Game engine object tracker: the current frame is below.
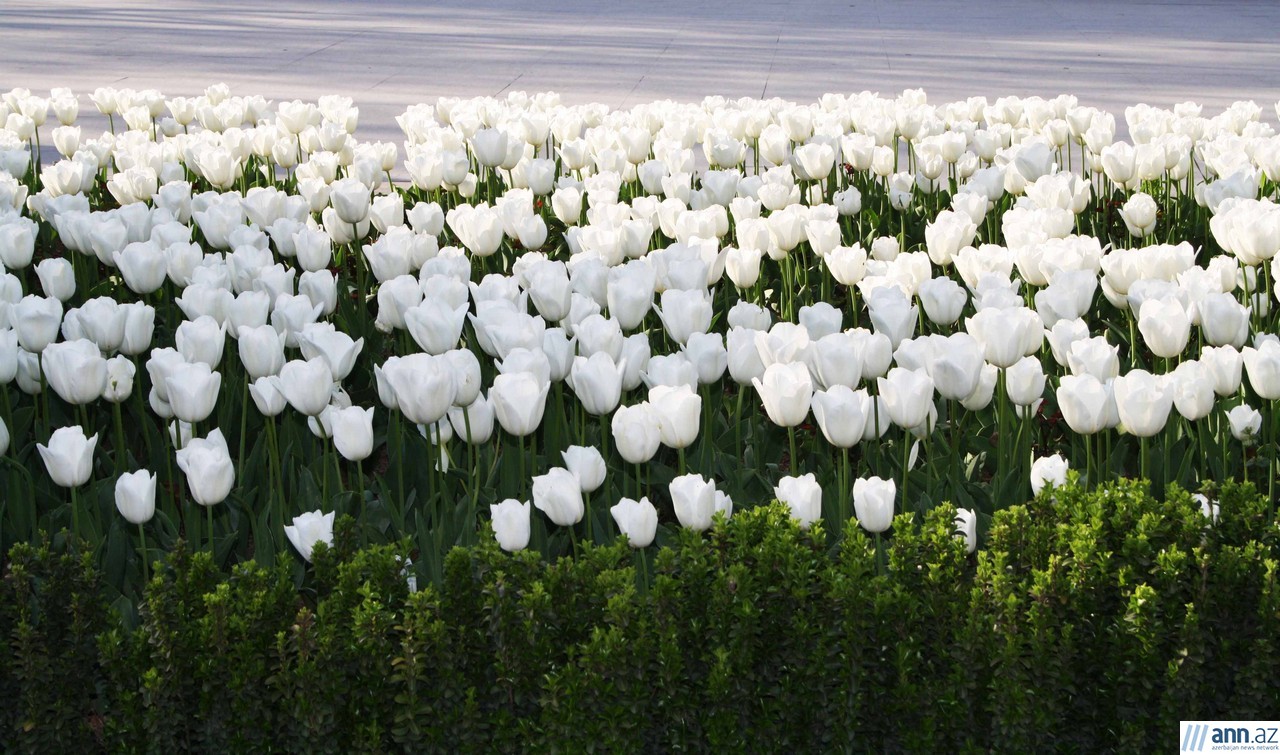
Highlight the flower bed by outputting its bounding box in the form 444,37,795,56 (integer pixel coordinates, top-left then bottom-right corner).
0,86,1279,604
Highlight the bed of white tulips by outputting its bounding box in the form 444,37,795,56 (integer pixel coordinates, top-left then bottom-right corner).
1,84,1279,592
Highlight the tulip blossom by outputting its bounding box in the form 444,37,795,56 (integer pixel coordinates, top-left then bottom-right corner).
775,474,822,530
853,476,895,533
176,429,235,506
490,499,531,551
532,467,584,526
610,497,659,548
38,425,97,488
284,510,335,562
1030,454,1069,496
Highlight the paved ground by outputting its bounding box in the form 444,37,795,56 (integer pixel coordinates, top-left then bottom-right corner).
3,0,1280,144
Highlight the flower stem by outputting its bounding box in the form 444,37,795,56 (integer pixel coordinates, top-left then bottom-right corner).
138,522,150,585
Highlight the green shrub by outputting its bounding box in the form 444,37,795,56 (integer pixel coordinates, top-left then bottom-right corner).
1,480,1277,752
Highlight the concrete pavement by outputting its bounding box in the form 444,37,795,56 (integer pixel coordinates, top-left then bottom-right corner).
3,0,1279,143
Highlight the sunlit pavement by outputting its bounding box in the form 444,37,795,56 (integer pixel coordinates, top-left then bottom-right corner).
5,0,1280,142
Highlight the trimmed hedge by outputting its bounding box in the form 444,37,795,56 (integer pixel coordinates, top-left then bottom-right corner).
2,479,1278,752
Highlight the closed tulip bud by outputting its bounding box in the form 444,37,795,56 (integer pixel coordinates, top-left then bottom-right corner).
449,395,495,444
329,177,371,224
1029,454,1068,496
724,246,762,289
293,227,333,272
966,306,1042,368
284,510,335,562
237,325,286,379
682,332,728,385
383,353,457,426
35,258,75,302
753,361,813,428
278,357,335,417
165,362,222,424
0,416,8,456
115,470,156,525
824,245,868,287
490,371,550,437
1138,298,1190,359
648,384,702,449
404,299,468,355
12,295,63,353
175,315,227,367
611,497,658,548
1242,340,1280,399
532,467,584,526
930,332,985,401
0,217,36,270
804,332,860,390
670,473,717,532
114,241,169,294
605,261,655,331
1227,404,1263,442
119,302,156,356
1005,355,1046,406
1118,192,1158,237
37,425,97,488
811,385,870,448
726,327,766,386
918,276,967,326
853,476,895,533
568,352,624,416
331,405,375,462
42,339,107,405
1056,374,1115,434
176,429,234,506
562,445,606,493
1199,292,1250,348
1113,369,1173,437
877,367,935,429
1200,345,1243,396
775,473,822,530
489,499,531,551
103,355,136,403
954,508,977,553
655,288,713,346
1171,360,1215,422
867,289,917,349
249,376,288,417
834,186,862,216
611,402,662,464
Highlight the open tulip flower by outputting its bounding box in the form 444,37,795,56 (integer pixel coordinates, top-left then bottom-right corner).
5,83,1280,590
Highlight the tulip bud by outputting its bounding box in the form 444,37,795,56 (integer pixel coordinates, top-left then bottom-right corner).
1029,454,1068,496
37,425,98,488
176,429,235,506
610,497,658,548
115,470,157,525
612,402,662,464
853,476,895,533
775,474,822,530
532,467,584,526
284,510,335,562
490,499,531,551
562,445,606,494
331,406,375,462
954,508,977,553
670,473,717,532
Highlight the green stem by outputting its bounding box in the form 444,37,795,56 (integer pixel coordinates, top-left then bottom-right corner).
70,486,80,546
138,522,150,586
